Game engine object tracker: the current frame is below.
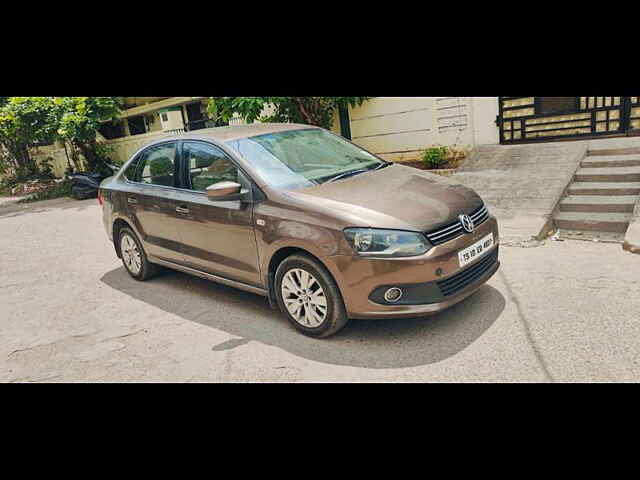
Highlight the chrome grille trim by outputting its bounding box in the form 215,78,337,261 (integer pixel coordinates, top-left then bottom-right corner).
425,203,490,245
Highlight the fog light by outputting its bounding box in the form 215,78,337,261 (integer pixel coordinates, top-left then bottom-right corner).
384,287,403,303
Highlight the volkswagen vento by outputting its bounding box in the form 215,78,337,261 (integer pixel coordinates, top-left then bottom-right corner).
99,123,500,338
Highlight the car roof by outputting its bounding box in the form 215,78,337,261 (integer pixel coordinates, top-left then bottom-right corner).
143,123,321,147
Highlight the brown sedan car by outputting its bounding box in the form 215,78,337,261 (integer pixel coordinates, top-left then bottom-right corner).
99,123,499,338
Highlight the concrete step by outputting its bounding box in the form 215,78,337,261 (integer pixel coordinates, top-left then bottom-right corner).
555,229,625,244
559,195,637,213
567,182,640,196
581,155,640,168
588,147,640,157
553,212,632,233
574,166,640,183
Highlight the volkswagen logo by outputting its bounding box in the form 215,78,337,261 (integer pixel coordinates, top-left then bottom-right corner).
459,214,475,233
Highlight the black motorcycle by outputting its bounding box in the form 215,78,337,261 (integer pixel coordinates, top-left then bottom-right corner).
69,164,119,200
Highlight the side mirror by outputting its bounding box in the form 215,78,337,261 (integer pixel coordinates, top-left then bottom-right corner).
206,181,247,202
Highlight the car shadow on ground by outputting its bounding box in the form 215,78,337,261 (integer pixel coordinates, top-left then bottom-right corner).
100,266,506,369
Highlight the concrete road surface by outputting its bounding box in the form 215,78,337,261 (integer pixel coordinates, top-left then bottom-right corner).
1,197,639,382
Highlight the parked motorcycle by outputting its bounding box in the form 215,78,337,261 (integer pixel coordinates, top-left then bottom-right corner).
69,164,119,200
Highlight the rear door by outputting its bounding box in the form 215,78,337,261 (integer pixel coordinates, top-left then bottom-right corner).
125,141,186,263
170,140,261,286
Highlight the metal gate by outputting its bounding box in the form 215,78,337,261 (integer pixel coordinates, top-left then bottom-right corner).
498,97,640,144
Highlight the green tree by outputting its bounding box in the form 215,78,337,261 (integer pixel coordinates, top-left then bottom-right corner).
208,97,369,130
0,97,58,177
53,97,123,174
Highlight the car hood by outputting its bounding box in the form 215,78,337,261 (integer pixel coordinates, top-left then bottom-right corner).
286,164,484,232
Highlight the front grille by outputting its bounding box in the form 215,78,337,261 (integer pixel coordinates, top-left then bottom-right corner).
425,203,490,245
437,249,498,297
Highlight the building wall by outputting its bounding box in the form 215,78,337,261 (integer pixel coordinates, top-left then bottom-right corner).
103,129,174,164
347,97,499,162
32,144,77,178
32,130,175,177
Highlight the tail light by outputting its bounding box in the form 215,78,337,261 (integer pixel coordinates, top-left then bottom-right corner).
98,189,104,206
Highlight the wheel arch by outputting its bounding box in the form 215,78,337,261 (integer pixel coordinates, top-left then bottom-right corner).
266,246,338,310
112,217,133,259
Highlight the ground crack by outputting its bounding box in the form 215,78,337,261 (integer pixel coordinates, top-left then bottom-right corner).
99,328,146,343
498,269,555,382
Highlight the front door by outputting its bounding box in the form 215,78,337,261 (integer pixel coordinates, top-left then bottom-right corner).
172,140,261,286
126,141,185,263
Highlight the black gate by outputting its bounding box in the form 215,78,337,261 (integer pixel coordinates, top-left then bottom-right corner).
498,97,640,144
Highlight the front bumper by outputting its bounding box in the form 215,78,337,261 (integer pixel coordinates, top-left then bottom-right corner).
324,216,500,319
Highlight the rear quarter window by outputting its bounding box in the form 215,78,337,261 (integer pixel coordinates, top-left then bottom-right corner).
123,155,141,182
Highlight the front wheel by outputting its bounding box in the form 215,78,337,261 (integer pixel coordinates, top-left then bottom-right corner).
275,254,349,338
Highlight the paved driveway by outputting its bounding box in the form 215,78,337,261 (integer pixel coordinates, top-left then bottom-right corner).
1,197,639,382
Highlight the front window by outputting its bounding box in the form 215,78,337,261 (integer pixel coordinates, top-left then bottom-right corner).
227,129,384,189
183,141,238,191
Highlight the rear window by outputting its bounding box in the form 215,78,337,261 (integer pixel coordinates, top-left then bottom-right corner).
139,144,177,187
123,143,177,187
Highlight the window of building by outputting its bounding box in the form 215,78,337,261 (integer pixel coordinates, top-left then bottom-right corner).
98,121,126,140
127,115,147,136
185,102,210,131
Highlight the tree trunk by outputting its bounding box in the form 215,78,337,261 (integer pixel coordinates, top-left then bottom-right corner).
295,98,315,125
74,140,100,172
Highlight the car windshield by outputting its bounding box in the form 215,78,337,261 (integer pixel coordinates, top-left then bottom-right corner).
226,128,384,189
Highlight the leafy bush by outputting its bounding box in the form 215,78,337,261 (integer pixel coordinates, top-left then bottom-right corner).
0,97,122,180
0,97,59,177
17,179,72,203
422,146,449,169
54,97,122,175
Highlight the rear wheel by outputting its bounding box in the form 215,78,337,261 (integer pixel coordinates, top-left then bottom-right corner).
275,254,349,338
119,227,160,281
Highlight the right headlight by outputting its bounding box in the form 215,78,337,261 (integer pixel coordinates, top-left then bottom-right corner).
344,228,432,257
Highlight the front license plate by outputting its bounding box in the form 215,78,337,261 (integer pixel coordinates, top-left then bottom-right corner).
458,233,494,268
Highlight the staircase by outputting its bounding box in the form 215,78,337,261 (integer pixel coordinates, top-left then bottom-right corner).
553,149,640,242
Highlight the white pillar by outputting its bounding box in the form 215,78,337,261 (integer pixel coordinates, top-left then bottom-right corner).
471,97,500,145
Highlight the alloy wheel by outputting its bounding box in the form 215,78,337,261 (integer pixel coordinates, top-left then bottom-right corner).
280,268,328,327
121,234,142,275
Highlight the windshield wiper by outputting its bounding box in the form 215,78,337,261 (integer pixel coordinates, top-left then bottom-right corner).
322,161,391,184
372,161,392,170
324,168,370,184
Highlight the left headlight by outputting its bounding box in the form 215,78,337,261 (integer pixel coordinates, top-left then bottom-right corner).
344,228,431,257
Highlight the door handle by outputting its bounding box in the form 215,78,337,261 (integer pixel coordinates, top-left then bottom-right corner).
127,197,138,204
176,206,190,214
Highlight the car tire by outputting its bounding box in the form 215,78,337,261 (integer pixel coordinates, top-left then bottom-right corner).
275,254,349,338
119,226,161,281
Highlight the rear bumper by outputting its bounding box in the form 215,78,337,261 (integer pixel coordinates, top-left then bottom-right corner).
323,216,500,320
